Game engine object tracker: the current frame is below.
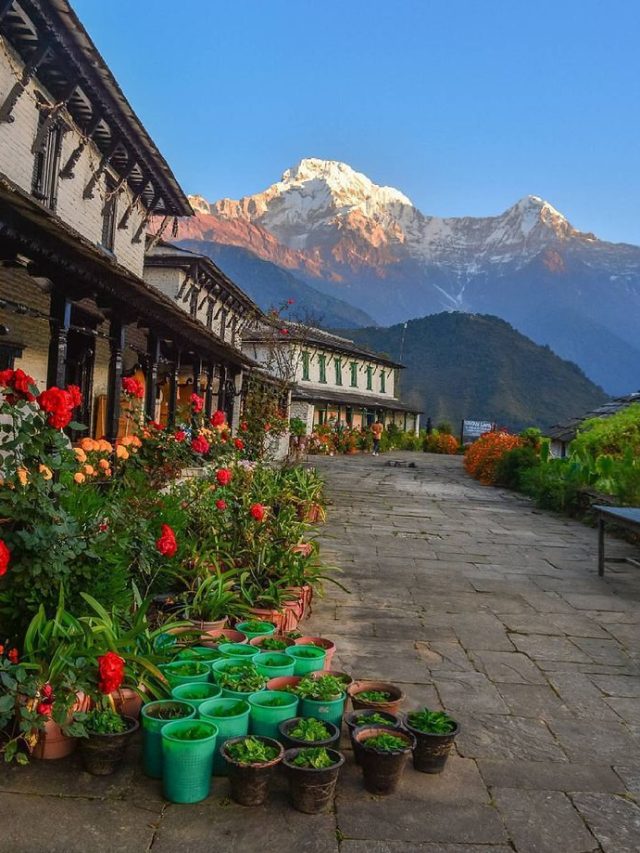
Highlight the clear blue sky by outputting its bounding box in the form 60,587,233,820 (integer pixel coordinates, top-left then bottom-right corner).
74,0,640,244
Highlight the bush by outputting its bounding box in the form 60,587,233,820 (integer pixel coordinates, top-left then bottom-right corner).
494,446,540,490
521,459,585,514
571,403,640,458
464,431,523,485
423,431,459,455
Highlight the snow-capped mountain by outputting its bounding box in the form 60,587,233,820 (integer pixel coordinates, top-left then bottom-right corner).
177,159,640,394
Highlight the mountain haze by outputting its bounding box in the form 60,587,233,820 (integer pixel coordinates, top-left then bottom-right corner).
180,159,640,394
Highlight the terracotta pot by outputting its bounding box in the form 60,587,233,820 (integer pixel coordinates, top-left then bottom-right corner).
249,635,295,650
281,601,302,633
300,584,313,618
203,628,248,645
348,681,405,715
312,669,353,689
188,617,227,633
111,686,144,720
248,608,285,632
294,637,336,670
32,692,90,760
265,675,302,692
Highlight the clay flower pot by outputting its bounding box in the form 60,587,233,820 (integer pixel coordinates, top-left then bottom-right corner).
111,686,144,720
313,669,353,689
32,692,90,760
265,675,301,692
353,725,416,795
204,628,248,645
282,748,345,814
188,617,227,633
348,681,405,715
294,636,336,669
249,635,295,651
79,716,139,776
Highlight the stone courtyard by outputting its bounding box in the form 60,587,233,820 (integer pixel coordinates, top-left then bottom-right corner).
1,452,640,852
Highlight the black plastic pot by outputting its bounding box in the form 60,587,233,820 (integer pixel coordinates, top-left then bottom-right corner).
344,710,403,766
222,736,284,806
403,717,460,773
353,725,415,795
279,717,341,750
282,748,345,814
79,716,139,776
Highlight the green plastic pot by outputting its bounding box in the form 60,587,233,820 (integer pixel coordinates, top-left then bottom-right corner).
218,643,259,662
236,621,277,641
299,693,347,728
141,700,196,779
171,682,222,710
160,661,210,687
199,698,251,775
161,719,218,803
176,646,223,663
285,645,327,676
248,691,299,739
253,653,296,679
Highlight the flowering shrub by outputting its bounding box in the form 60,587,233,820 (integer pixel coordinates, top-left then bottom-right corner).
423,431,460,455
464,431,523,484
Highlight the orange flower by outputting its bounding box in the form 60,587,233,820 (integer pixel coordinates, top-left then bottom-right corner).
98,459,110,471
116,445,129,460
80,437,97,452
83,464,96,476
17,467,28,486
38,464,53,481
97,439,113,453
73,472,86,484
74,447,87,463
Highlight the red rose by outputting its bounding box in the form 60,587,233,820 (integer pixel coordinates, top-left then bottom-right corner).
211,410,225,427
36,702,53,717
0,540,10,576
215,499,227,511
7,648,18,664
191,393,204,413
97,651,125,694
122,376,144,399
156,523,177,557
149,421,163,431
234,438,244,451
41,683,54,700
0,369,14,387
37,387,74,429
250,503,266,522
216,468,232,487
191,434,210,454
12,369,36,401
240,421,248,432
66,384,82,408
174,430,186,442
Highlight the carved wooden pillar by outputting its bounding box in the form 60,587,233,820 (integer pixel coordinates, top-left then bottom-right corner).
47,289,71,388
106,317,125,442
217,364,228,413
167,349,181,428
204,361,214,419
144,333,160,422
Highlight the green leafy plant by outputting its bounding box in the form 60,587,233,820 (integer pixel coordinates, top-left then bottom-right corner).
225,736,279,764
241,620,273,633
85,707,126,735
164,661,209,677
290,648,321,659
362,733,409,751
289,718,331,741
167,723,214,740
407,708,456,734
204,701,247,717
255,694,292,707
291,747,335,768
353,712,392,726
295,675,344,701
357,690,391,703
256,637,288,651
143,702,193,720
216,664,266,693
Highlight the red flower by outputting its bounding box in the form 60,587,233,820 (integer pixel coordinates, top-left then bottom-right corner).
264,422,271,432
41,683,54,700
215,499,227,511
250,503,266,522
0,540,10,576
240,421,248,432
221,430,230,443
191,393,204,413
279,328,289,336
12,369,36,401
7,648,18,664
156,523,177,557
234,438,244,451
0,369,14,387
122,376,144,399
216,468,232,487
149,421,164,431
97,651,125,694
174,430,186,442
66,384,83,408
211,410,225,427
191,434,210,454
37,387,75,429
36,702,53,717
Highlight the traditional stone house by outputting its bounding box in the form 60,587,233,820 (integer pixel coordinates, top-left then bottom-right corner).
546,391,640,458
0,0,252,436
243,323,421,435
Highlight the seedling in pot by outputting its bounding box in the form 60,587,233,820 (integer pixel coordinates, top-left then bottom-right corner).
85,708,126,735
258,637,288,651
353,712,391,726
363,733,409,751
295,675,344,701
289,718,332,742
165,662,208,677
204,700,248,717
242,620,273,633
144,702,193,720
168,723,215,741
291,747,336,769
256,694,293,707
292,648,321,659
357,690,391,703
226,736,280,765
407,708,456,734
217,665,266,693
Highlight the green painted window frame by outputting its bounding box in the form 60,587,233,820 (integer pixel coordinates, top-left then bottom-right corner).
318,354,327,384
334,357,342,386
380,370,386,393
366,366,373,390
350,361,358,387
301,350,310,381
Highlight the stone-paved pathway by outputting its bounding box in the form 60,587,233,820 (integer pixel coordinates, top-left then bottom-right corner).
1,453,640,852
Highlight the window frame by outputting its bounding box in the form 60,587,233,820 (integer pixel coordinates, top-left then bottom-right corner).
318,353,327,384
380,369,386,393
101,177,117,252
301,350,310,381
366,365,373,391
334,356,342,386
350,360,358,388
32,115,64,211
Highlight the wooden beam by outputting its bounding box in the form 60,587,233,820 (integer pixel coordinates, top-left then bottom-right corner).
0,0,16,26
47,288,71,388
105,316,125,443
83,138,119,199
0,39,50,123
60,113,103,179
144,332,160,421
167,349,180,428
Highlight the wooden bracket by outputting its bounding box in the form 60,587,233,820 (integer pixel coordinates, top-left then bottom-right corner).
0,39,51,123
60,113,102,179
83,139,119,199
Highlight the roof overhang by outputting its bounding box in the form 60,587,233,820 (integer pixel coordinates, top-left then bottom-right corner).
291,385,422,413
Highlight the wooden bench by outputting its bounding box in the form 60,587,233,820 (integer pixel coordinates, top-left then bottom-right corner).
593,505,640,576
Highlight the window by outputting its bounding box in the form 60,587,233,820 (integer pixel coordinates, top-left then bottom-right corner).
101,179,117,251
220,309,227,341
380,369,386,393
350,361,358,387
366,366,373,390
318,354,327,383
334,357,342,386
32,115,63,210
206,300,214,329
301,350,310,381
0,344,23,371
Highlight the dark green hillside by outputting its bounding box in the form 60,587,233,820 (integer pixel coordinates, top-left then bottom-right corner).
343,312,607,431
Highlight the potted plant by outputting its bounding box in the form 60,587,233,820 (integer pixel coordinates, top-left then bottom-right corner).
282,747,344,813
178,569,247,632
285,644,326,675
294,636,336,669
279,717,340,750
171,682,222,710
222,735,284,806
235,620,277,641
247,690,299,739
266,675,302,692
160,660,210,688
204,628,248,645
312,669,353,689
78,706,139,776
218,643,259,663
403,707,460,773
211,661,267,698
253,652,296,679
176,646,223,664
348,680,405,715
294,674,346,727
345,709,404,764
249,635,295,651
161,719,218,803
141,700,196,778
352,726,416,795
199,697,250,775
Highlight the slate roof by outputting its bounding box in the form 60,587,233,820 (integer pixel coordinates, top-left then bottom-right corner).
545,391,640,443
